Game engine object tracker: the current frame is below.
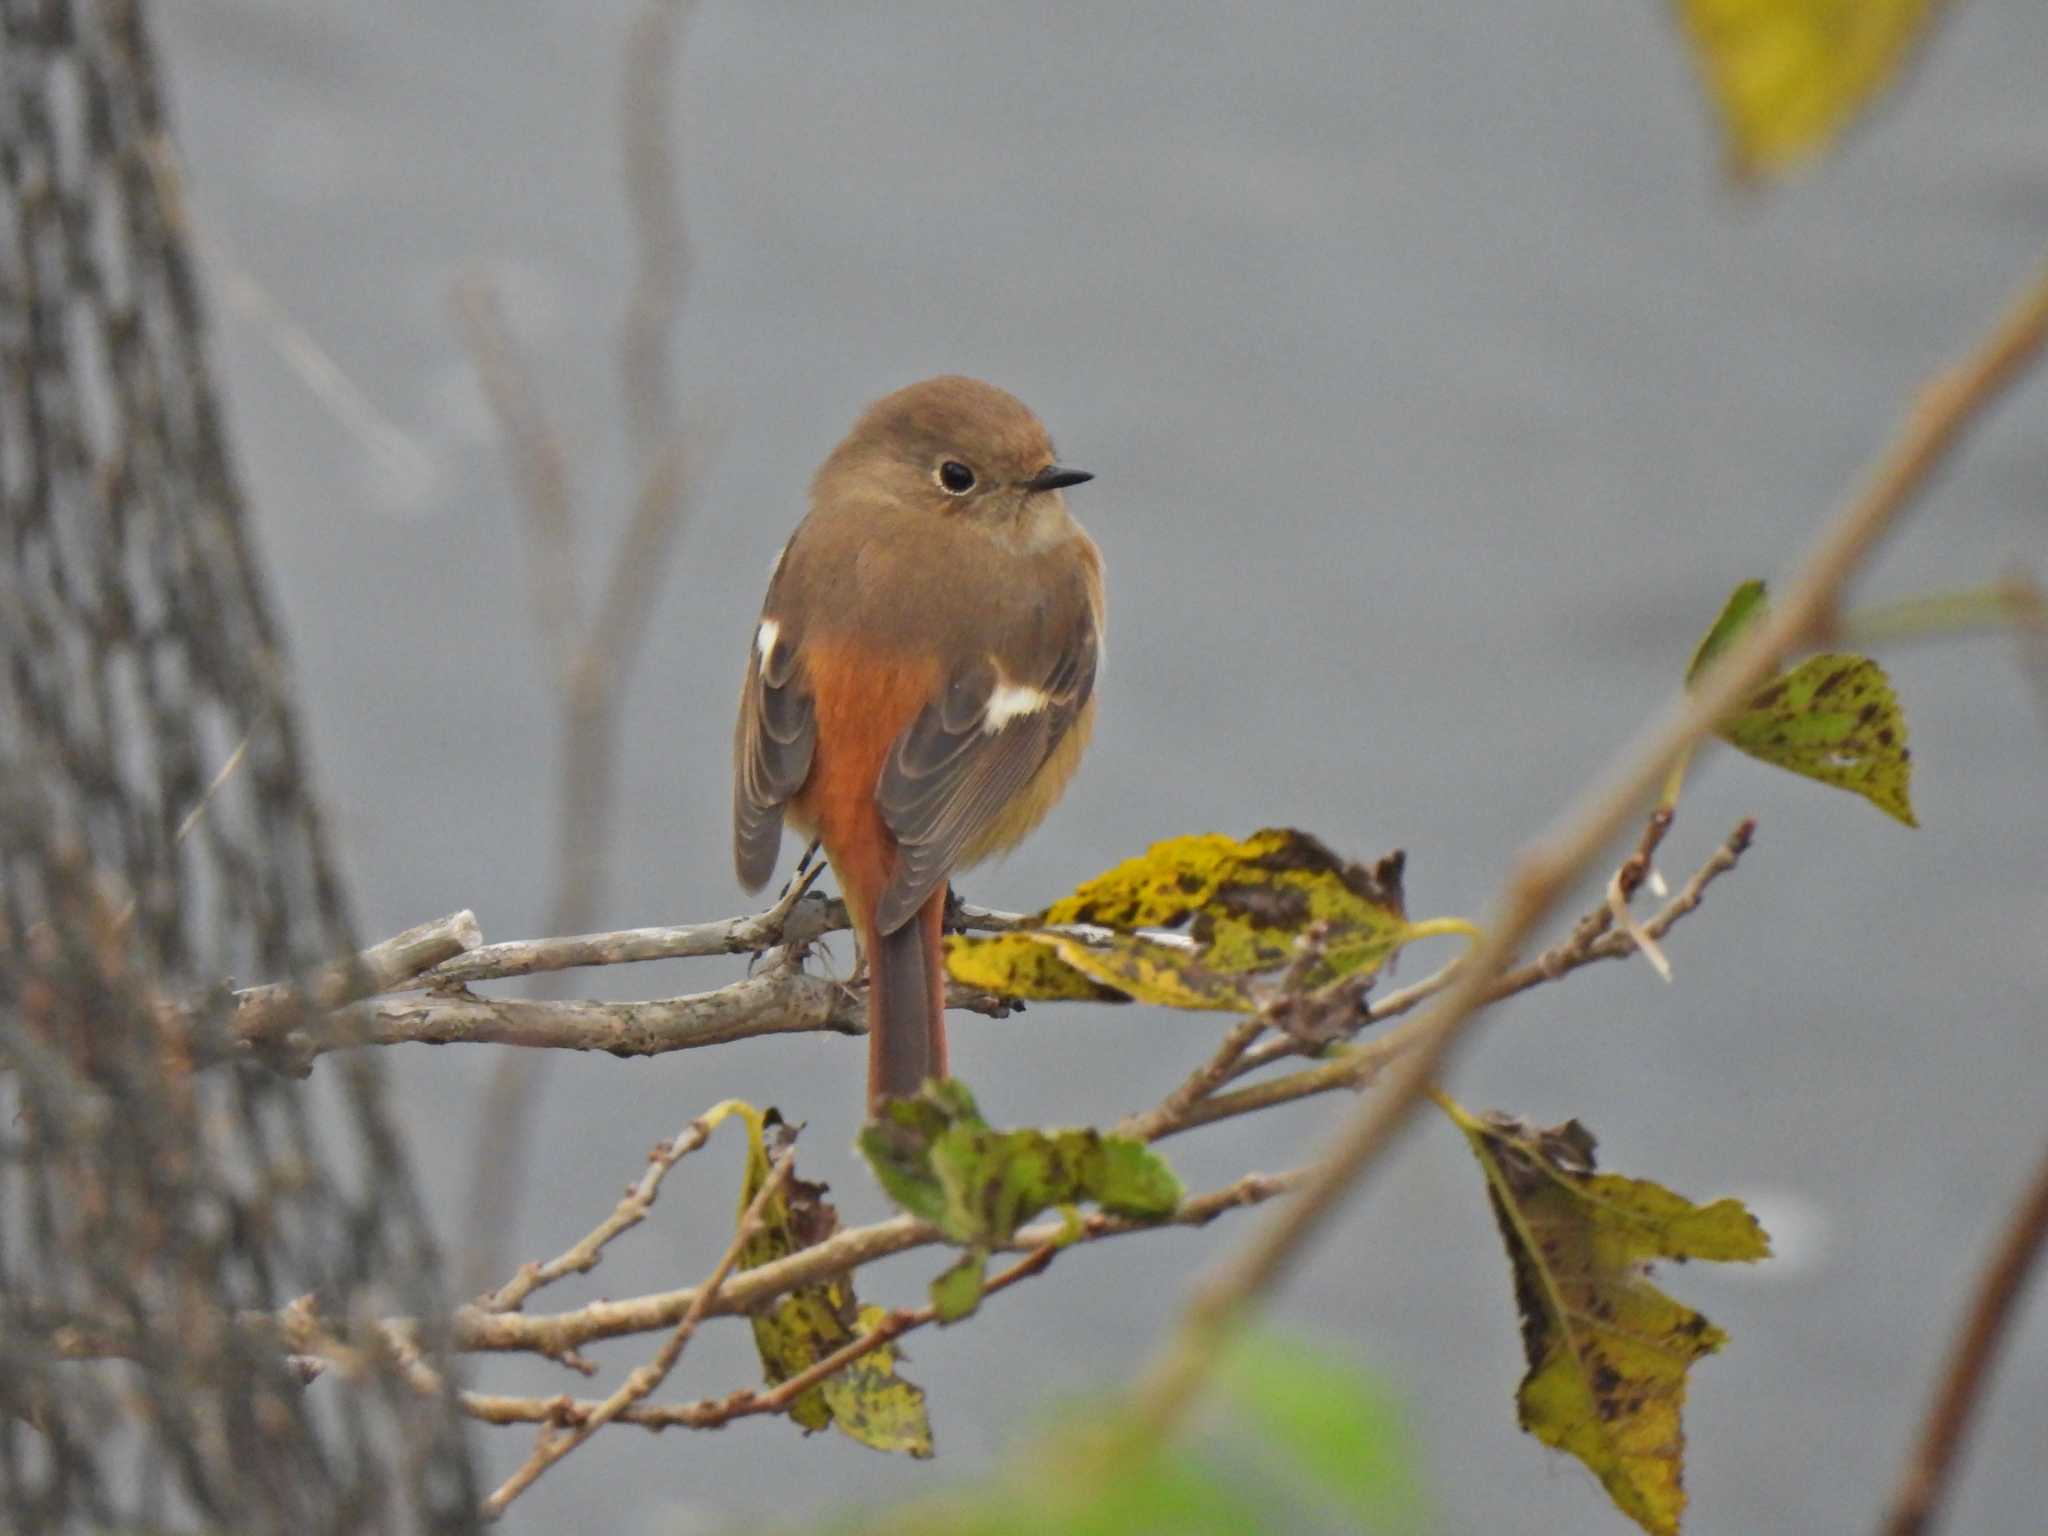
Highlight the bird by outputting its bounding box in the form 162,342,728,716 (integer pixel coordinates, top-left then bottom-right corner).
733,376,1103,1115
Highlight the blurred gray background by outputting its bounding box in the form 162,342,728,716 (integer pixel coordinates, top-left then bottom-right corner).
154,2,2046,1531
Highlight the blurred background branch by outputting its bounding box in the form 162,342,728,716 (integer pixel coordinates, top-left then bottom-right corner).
452,0,702,1300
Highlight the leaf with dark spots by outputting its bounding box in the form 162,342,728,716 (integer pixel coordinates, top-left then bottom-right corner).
711,1099,931,1457
1717,653,1916,826
1686,582,1917,826
942,931,1130,1004
946,830,1464,1013
1437,1095,1770,1536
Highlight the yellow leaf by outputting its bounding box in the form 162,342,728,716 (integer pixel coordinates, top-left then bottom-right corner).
1040,932,1256,1012
728,1101,933,1457
1672,0,1954,181
819,1307,933,1455
1439,1097,1770,1536
947,830,1463,1013
942,931,1129,1003
1718,653,1916,826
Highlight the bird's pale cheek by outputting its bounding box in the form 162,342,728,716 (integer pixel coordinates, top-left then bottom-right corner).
1001,494,1073,553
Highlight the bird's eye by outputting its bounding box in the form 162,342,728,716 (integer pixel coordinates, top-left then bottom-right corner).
936,460,976,494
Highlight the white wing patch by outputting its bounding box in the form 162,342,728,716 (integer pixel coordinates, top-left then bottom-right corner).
983,678,1050,732
755,618,781,664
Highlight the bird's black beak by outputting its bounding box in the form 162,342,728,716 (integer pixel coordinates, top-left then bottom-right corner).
1022,465,1093,493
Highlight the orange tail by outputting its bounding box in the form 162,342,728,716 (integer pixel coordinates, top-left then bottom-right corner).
865,886,949,1114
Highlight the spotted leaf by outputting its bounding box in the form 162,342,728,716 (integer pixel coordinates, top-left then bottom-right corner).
1439,1096,1770,1536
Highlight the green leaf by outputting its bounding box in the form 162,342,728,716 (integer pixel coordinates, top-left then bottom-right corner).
719,1100,933,1456
929,1257,987,1324
1092,1137,1186,1218
859,1081,1183,1318
1039,1449,1272,1536
867,1433,1269,1536
1684,581,1917,826
948,830,1464,1013
1719,653,1917,825
1439,1096,1770,1536
1685,579,1769,685
1223,1331,1428,1531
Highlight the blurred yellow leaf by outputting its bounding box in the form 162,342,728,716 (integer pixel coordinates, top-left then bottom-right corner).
721,1100,932,1457
948,830,1469,1013
1673,0,1953,180
1439,1096,1770,1536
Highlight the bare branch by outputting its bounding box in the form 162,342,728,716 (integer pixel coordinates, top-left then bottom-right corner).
450,277,579,680
475,1110,726,1315
1878,1131,2048,1536
220,884,1026,1067
616,0,693,465
580,423,706,706
458,10,706,1283
335,965,863,1058
479,1147,797,1519
232,909,481,1043
410,883,839,990
1128,1015,1268,1141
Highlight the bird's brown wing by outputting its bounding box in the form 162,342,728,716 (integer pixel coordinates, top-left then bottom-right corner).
733,618,816,892
872,617,1098,935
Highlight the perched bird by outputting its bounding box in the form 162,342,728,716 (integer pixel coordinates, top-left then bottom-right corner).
734,376,1103,1114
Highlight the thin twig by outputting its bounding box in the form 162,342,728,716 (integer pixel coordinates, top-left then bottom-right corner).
1129,1015,1269,1140
1485,819,1752,1003
172,735,251,845
450,277,579,681
1878,1132,2048,1536
140,142,440,511
1995,569,2048,731
455,25,703,1285
479,1148,798,1520
617,0,693,466
475,1109,726,1315
579,421,705,707
1216,806,1686,1088
1122,252,2048,1442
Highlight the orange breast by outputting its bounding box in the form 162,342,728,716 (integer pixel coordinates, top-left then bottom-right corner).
789,642,940,926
